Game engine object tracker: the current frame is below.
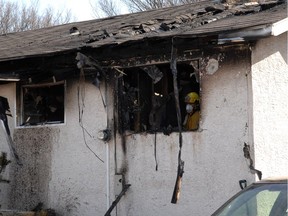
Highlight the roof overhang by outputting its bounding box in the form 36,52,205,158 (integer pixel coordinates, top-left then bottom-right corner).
218,17,288,44
0,78,20,82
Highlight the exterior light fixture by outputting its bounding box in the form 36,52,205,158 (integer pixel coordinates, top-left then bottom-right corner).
97,129,111,142
206,58,219,75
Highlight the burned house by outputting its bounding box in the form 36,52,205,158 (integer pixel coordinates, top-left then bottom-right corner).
0,1,287,215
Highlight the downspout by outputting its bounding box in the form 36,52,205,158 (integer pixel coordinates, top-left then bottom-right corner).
92,76,111,210
97,74,111,210
106,138,110,210
104,68,131,216
104,74,110,211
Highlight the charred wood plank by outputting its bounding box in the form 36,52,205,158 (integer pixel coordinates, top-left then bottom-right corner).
104,184,131,216
170,41,184,204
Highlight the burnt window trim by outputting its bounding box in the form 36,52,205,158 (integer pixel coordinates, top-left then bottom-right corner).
117,60,200,134
17,80,66,127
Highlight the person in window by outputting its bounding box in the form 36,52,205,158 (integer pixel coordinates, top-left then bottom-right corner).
183,92,200,131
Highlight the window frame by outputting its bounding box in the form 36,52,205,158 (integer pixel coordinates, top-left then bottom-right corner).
17,80,66,127
117,60,200,134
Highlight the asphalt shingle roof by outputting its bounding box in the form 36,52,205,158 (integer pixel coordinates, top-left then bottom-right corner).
0,1,286,62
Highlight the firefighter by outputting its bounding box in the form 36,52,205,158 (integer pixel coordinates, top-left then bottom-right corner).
183,92,200,130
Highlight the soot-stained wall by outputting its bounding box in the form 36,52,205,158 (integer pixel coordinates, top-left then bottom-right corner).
9,127,59,210
115,46,255,216
1,43,281,216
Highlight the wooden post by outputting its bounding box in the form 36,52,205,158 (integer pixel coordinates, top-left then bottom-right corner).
170,41,184,204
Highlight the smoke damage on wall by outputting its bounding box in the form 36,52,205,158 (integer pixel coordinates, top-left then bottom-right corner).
9,127,59,210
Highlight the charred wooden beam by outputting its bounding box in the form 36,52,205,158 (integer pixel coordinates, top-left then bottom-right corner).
100,49,203,68
104,184,131,216
0,36,248,81
170,41,184,204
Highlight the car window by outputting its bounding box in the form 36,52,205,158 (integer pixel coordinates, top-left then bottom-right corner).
213,183,287,216
257,189,280,216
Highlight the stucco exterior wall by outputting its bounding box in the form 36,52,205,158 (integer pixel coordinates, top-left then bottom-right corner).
46,80,109,215
1,80,109,215
251,32,288,178
116,48,254,216
0,47,256,215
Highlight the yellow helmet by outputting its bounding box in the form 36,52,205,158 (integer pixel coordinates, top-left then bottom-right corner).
185,92,199,104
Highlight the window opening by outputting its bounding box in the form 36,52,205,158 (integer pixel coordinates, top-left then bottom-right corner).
118,61,200,133
20,81,65,126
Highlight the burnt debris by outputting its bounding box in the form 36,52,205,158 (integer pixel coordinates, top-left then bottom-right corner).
118,61,200,134
243,143,262,180
0,96,22,165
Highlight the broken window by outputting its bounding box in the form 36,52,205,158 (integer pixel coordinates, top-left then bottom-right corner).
118,61,200,133
19,81,65,126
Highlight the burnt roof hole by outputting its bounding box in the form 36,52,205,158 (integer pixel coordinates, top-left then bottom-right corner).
160,23,170,31
205,6,224,14
70,26,80,35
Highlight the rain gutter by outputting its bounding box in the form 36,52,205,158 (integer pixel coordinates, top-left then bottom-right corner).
218,17,288,44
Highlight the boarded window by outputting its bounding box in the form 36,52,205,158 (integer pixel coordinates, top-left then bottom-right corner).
19,81,65,126
118,61,200,133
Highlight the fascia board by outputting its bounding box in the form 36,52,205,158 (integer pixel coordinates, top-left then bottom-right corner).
271,17,288,36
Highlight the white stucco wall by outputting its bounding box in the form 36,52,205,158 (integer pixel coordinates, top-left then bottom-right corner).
0,46,258,215
1,79,109,215
47,79,109,215
251,32,288,178
116,48,255,216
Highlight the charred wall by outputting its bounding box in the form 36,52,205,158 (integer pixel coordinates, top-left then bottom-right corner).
9,127,60,210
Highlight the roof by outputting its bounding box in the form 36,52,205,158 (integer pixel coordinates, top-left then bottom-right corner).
0,0,286,62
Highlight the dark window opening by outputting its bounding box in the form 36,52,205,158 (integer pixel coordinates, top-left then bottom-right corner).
20,82,65,126
118,61,200,133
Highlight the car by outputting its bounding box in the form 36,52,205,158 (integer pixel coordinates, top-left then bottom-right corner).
212,177,288,216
